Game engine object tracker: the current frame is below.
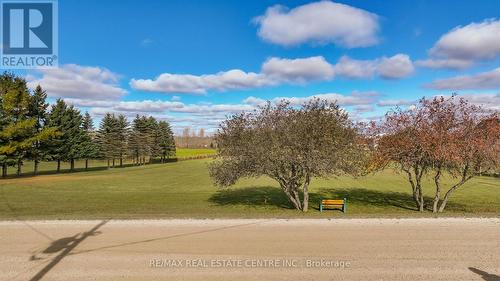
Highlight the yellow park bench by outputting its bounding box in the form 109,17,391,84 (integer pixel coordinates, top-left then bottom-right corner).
319,198,347,213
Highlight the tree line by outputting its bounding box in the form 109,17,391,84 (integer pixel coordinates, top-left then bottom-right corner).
175,127,215,148
0,73,175,177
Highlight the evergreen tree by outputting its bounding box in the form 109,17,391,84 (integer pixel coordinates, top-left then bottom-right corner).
128,115,154,165
0,74,57,177
65,106,86,171
46,99,66,172
116,115,129,167
98,113,120,168
128,115,142,165
81,112,100,170
28,85,50,175
147,116,160,163
157,120,176,162
46,99,85,172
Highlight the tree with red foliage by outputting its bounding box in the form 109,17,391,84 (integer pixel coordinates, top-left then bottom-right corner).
372,96,499,212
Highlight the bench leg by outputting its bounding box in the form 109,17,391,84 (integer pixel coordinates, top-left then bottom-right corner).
343,198,347,213
320,203,323,212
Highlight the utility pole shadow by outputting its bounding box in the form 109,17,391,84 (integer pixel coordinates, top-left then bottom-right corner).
29,220,108,281
469,267,500,281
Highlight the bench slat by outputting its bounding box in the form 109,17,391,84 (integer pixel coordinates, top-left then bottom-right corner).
321,200,344,204
322,203,344,206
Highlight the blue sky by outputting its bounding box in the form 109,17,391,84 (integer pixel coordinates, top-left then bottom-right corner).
17,0,500,132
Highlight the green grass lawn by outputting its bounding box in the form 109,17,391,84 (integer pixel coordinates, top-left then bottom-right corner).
0,159,499,219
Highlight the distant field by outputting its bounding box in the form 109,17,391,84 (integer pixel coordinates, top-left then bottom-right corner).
1,148,216,177
175,148,216,158
0,159,499,219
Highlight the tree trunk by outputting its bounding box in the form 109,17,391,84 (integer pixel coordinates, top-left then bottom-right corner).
415,168,425,212
120,157,123,167
438,164,473,213
419,189,424,212
34,159,39,176
70,159,75,171
279,182,302,211
292,188,302,211
438,176,472,213
405,168,424,212
57,159,61,173
85,159,88,170
107,159,110,169
1,164,6,178
112,159,115,168
16,159,22,176
432,169,442,213
302,175,310,212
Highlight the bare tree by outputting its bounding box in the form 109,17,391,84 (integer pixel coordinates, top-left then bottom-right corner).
182,127,191,148
198,128,205,138
209,99,366,212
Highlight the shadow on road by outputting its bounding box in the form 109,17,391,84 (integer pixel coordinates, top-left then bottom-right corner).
469,267,500,281
69,220,268,257
29,220,108,281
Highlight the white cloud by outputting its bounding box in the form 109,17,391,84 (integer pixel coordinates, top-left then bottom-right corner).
425,67,500,90
457,93,500,111
432,93,500,112
333,54,414,79
131,56,335,94
113,100,184,112
130,54,414,94
71,91,394,131
262,56,335,82
170,103,255,114
419,19,500,69
271,91,379,106
254,1,380,48
65,98,117,108
131,54,413,95
377,54,415,79
377,99,414,107
82,99,254,120
353,104,375,113
415,58,473,70
333,56,377,79
27,64,127,100
130,70,269,94
243,96,267,107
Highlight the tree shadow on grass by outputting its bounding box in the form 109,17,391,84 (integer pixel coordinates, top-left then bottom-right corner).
312,187,420,211
209,186,467,212
1,159,180,179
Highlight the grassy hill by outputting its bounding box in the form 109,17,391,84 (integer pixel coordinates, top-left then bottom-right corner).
0,159,499,219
